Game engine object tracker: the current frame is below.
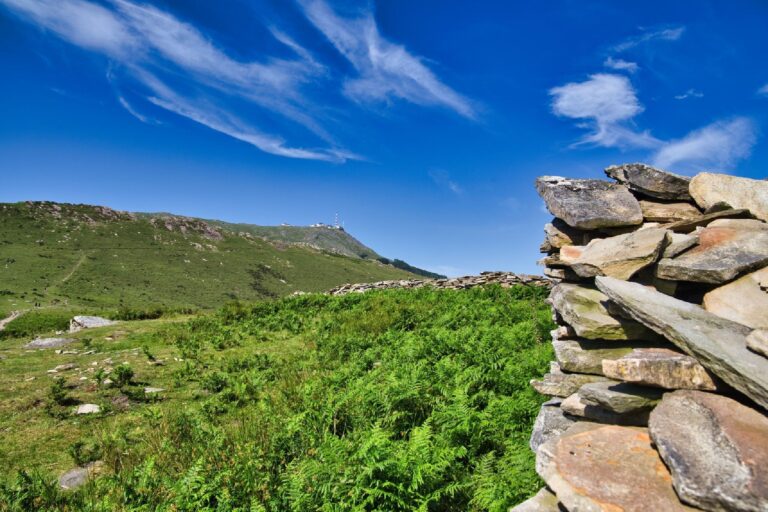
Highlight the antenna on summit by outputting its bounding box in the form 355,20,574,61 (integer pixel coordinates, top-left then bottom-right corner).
334,212,340,229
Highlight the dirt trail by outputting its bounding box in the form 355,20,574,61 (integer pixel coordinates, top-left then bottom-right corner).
0,310,22,332
61,252,86,283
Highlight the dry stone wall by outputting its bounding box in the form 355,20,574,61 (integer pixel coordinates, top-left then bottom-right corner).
327,271,551,295
513,163,768,512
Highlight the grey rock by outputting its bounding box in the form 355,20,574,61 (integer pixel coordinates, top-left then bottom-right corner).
549,283,658,340
568,227,669,280
70,315,116,333
143,387,165,394
529,398,576,452
703,267,768,329
595,276,768,410
690,172,768,222
48,363,77,373
58,461,104,490
24,337,75,349
541,218,588,251
531,363,610,398
535,176,643,229
561,391,650,426
605,163,692,200
650,390,768,511
639,199,701,222
537,423,697,511
662,232,698,258
578,380,663,414
665,208,753,233
657,222,768,283
602,347,718,390
747,330,768,359
552,337,643,375
75,404,101,415
509,487,565,512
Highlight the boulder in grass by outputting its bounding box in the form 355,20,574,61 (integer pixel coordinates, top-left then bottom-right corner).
690,172,768,222
650,390,768,512
24,337,75,349
602,347,718,390
605,163,692,200
535,176,642,229
703,266,768,329
59,461,104,490
75,404,101,415
69,316,116,333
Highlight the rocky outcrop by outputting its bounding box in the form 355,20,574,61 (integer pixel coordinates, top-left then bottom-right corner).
69,315,116,333
327,271,550,295
513,165,768,511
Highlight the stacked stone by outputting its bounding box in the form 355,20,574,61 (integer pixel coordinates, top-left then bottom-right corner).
513,164,768,512
327,271,551,295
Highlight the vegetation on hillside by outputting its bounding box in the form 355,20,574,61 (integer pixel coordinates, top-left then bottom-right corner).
0,285,553,511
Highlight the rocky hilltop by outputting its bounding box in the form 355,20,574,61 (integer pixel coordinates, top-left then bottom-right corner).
513,164,768,511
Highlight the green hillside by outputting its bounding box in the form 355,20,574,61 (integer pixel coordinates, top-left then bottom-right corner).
0,201,421,314
0,285,553,511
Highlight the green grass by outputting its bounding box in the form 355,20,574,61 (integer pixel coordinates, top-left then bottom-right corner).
0,285,553,511
0,201,418,315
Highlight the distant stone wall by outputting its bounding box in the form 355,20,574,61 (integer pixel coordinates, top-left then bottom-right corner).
512,164,768,511
327,271,551,295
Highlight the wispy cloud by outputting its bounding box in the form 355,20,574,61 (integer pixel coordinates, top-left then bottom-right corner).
758,83,768,96
674,88,704,100
652,117,757,172
428,169,463,195
299,0,476,119
613,26,685,53
549,73,660,149
603,57,639,73
117,95,156,124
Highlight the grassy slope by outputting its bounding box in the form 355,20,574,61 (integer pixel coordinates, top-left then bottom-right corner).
0,202,415,314
0,285,553,511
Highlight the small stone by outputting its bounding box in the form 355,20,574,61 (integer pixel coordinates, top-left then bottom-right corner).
747,330,768,358
537,423,696,511
549,283,658,340
605,163,692,200
75,404,101,415
602,348,718,390
567,227,669,280
703,266,768,329
595,276,768,410
535,176,643,229
657,222,768,283
578,381,663,414
51,363,77,373
24,337,75,349
560,392,649,426
143,387,164,394
529,398,576,453
690,172,768,222
509,487,565,512
639,199,701,222
59,461,104,490
649,390,768,511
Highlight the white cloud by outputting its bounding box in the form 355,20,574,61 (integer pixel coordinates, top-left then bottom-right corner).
674,88,703,100
117,95,154,124
603,57,639,73
613,26,685,53
428,169,463,195
758,83,768,96
299,0,476,119
549,73,660,149
652,117,757,172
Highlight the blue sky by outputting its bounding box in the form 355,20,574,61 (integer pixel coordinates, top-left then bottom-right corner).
1,0,767,276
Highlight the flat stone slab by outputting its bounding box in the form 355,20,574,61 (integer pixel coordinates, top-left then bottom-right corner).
530,398,576,453
58,461,104,490
662,232,698,258
541,218,588,251
75,404,101,415
70,315,116,333
596,276,768,410
531,369,610,398
605,163,692,200
568,227,668,280
640,199,701,222
747,330,768,359
650,390,768,511
144,387,165,394
536,176,643,229
657,222,768,283
703,266,768,329
602,347,718,390
550,283,658,340
665,208,753,233
538,423,697,511
552,337,641,375
578,380,663,414
561,391,650,426
24,337,75,349
509,487,565,512
690,172,768,222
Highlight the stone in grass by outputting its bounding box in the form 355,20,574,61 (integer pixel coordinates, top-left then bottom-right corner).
567,227,669,280
703,266,768,330
509,487,566,512
24,337,75,349
75,404,101,415
549,283,658,341
650,390,768,512
537,423,697,512
605,163,692,201
595,276,768,410
529,398,576,453
535,176,643,229
69,315,116,333
59,461,104,490
690,172,768,222
47,363,78,374
747,330,768,359
639,199,701,222
560,392,651,427
602,347,718,391
657,221,768,284
144,387,165,394
578,380,663,414
552,337,645,375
